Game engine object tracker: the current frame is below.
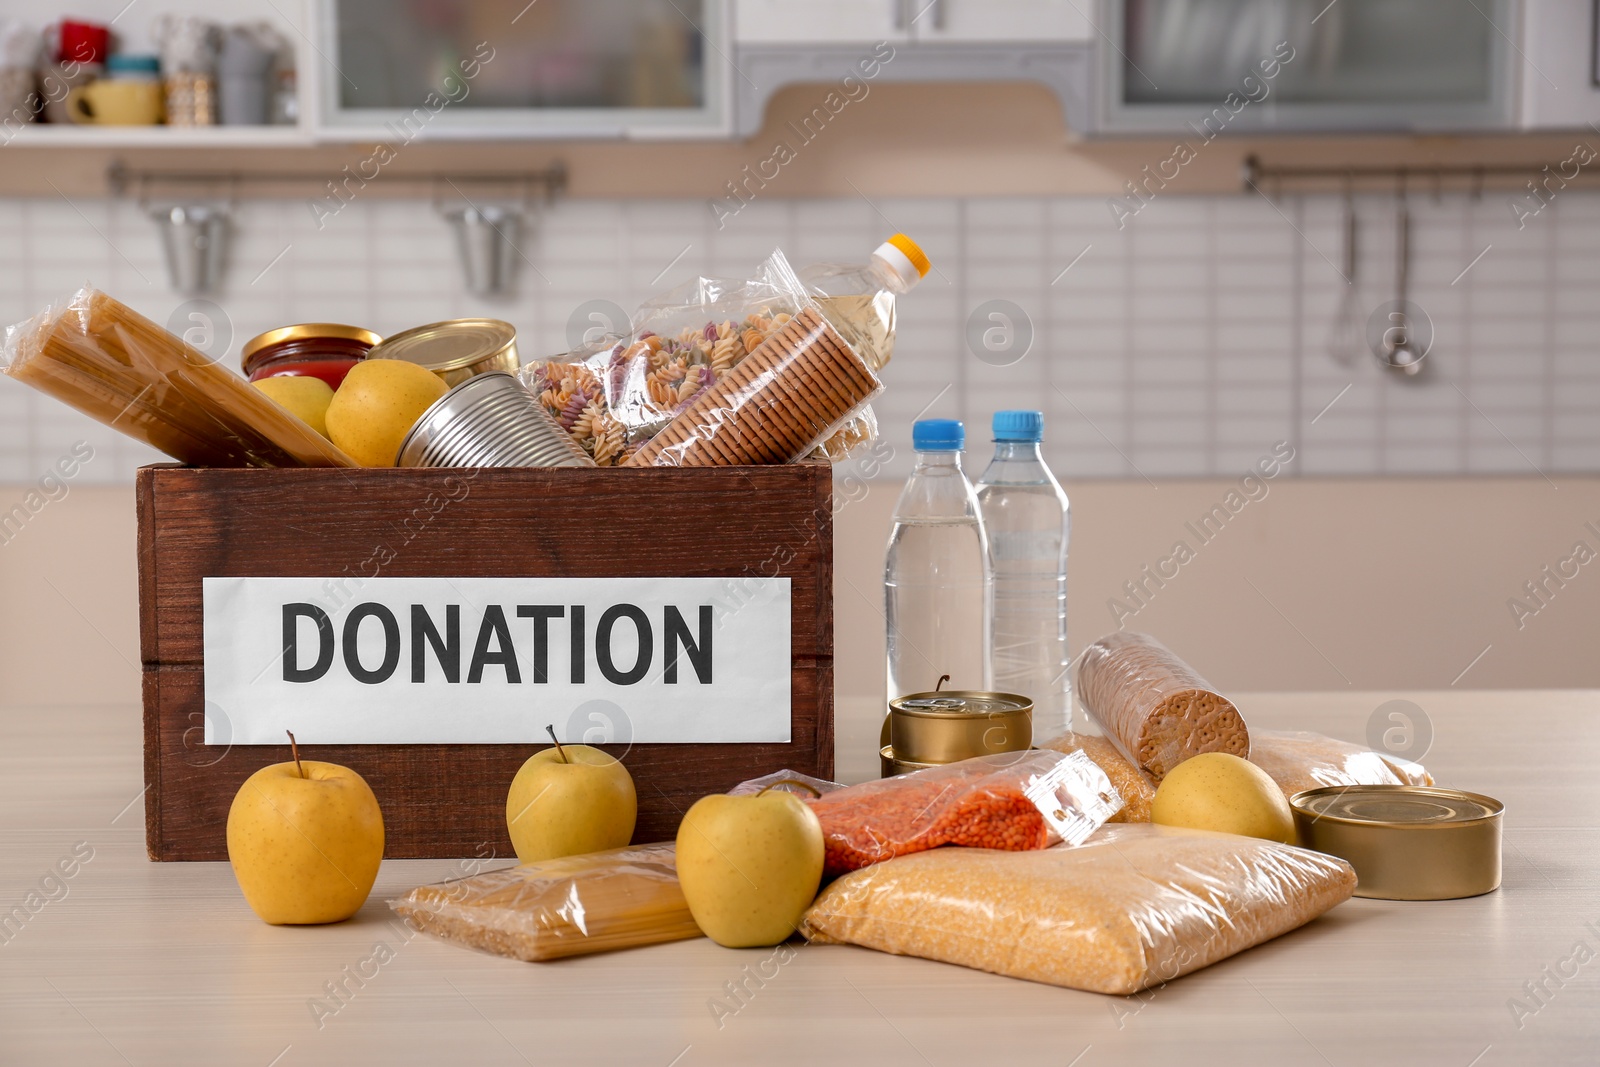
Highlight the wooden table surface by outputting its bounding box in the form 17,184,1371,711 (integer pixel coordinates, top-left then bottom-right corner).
2,691,1596,1066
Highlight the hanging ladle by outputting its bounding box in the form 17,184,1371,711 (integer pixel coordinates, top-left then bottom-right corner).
1382,186,1425,376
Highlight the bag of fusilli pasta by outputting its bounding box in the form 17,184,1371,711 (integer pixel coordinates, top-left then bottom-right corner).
522,250,881,466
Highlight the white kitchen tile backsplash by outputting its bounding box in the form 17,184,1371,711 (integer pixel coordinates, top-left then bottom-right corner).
0,190,1596,486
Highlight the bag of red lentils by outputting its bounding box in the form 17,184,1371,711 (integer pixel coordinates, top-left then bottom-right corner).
805,751,1123,876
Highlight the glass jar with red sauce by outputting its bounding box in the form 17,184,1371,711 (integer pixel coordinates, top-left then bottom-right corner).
241,324,382,390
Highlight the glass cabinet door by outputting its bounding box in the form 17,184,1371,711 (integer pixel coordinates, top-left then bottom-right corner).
1103,0,1515,131
318,0,728,137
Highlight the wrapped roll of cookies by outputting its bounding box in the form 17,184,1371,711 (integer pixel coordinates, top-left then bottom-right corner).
1075,632,1249,781
623,249,883,467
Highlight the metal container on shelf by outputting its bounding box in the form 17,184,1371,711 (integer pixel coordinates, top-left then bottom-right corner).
888,690,1033,765
367,318,519,387
1290,785,1503,900
396,371,595,469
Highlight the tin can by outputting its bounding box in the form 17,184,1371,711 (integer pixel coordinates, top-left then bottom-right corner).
1290,785,1503,900
241,323,381,389
880,745,942,779
888,691,1033,765
367,318,518,387
396,372,595,468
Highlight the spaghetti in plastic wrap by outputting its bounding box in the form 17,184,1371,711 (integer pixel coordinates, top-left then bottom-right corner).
1,287,356,468
1076,631,1250,780
800,823,1357,995
804,751,1122,876
388,843,701,962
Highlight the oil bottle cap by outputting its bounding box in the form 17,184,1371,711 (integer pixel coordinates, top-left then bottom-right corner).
875,234,931,289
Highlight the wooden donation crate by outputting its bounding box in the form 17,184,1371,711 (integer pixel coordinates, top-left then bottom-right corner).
137,461,834,861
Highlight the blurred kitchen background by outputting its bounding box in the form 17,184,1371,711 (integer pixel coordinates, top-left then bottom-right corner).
2,1,1597,751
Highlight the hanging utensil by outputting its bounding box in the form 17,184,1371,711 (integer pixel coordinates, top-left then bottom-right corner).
1326,179,1359,364
1382,186,1425,376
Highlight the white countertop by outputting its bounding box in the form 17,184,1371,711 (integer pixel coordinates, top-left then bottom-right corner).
2,691,1596,1066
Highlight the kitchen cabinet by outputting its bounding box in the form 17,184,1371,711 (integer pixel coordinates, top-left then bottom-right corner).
1518,0,1600,129
731,0,1092,136
733,0,912,44
734,0,1090,44
313,0,732,139
1091,0,1520,134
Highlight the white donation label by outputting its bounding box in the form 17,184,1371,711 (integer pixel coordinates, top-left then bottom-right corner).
202,576,791,745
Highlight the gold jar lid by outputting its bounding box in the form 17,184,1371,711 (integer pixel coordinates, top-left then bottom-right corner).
1290,786,1504,900
240,322,382,363
367,318,518,373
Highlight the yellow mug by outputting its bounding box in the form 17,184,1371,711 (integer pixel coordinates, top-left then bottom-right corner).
66,80,164,125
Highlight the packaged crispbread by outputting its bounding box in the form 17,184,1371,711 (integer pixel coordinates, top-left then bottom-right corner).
623,251,883,467
1076,631,1250,781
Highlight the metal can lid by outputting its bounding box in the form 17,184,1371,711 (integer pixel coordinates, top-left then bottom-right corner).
367,318,517,373
241,323,382,365
889,691,1032,718
1292,786,1503,827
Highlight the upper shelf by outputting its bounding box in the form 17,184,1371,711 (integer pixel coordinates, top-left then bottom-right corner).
2,125,315,148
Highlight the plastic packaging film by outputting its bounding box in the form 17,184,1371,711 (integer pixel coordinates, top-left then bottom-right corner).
1040,727,1433,820
524,248,881,465
1,288,357,468
388,843,701,962
1037,730,1156,823
624,302,882,467
1249,729,1434,797
1076,631,1250,781
800,823,1358,995
804,750,1123,877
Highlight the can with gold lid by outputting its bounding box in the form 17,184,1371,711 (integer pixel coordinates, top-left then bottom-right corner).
880,745,943,778
241,323,382,389
366,318,518,386
887,690,1032,765
1290,785,1503,900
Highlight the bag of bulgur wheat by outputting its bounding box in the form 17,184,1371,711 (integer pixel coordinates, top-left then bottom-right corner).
800,823,1356,995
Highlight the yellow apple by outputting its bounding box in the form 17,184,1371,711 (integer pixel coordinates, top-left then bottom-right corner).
675,788,824,948
226,733,385,924
252,375,336,438
506,731,636,864
325,358,447,466
1151,752,1296,844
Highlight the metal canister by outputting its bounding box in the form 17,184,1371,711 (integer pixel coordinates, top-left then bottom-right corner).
880,745,942,778
367,318,519,387
396,372,595,468
1291,785,1503,900
888,691,1033,765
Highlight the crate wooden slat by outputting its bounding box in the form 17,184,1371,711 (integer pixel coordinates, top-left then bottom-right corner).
138,462,833,861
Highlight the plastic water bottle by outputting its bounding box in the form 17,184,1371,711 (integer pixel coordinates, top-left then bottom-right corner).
884,419,993,704
975,411,1071,735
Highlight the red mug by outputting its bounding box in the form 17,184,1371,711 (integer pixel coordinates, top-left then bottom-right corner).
57,20,110,65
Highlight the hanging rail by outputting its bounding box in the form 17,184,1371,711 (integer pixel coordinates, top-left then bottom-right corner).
1240,152,1599,197
105,159,568,200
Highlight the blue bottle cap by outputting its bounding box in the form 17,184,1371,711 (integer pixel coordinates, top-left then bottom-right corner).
993,410,1043,442
912,418,964,451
